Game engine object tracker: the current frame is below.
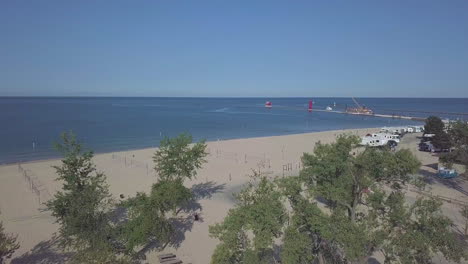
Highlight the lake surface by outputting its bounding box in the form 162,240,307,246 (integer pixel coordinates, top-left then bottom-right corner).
1,97,467,164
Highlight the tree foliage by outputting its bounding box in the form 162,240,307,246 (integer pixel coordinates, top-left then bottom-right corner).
381,197,465,263
441,121,468,167
424,116,445,135
46,132,125,263
153,133,207,181
461,205,468,237
432,131,452,150
122,133,207,253
211,134,466,264
0,214,20,264
119,190,173,253
424,116,452,149
209,171,286,264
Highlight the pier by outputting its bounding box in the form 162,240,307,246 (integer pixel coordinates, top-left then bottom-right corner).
311,108,427,121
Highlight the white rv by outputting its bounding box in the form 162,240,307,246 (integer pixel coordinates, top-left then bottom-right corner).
370,133,400,143
414,126,424,133
361,137,387,147
361,134,398,147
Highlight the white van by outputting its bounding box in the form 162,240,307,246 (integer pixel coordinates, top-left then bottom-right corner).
414,126,424,133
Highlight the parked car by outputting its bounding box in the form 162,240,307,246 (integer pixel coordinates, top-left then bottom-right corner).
438,166,458,179
419,142,430,151
423,142,450,153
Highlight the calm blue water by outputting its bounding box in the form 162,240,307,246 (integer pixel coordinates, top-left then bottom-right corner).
1,97,467,164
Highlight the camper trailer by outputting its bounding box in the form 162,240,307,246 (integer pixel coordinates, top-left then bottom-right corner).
361,135,398,148
370,133,400,143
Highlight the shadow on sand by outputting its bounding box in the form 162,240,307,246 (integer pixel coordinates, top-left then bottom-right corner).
136,181,225,256
420,164,468,197
190,181,226,200
11,238,73,264
13,181,226,263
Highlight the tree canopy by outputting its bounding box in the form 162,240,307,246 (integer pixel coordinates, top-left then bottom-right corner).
440,121,468,167
424,116,445,134
424,116,452,150
122,133,208,254
209,171,286,264
46,132,127,263
153,133,207,181
210,134,466,264
0,213,20,264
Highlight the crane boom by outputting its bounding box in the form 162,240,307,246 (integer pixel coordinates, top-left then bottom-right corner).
352,97,362,109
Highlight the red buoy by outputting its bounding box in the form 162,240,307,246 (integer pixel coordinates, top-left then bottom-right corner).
308,100,313,112
265,101,272,108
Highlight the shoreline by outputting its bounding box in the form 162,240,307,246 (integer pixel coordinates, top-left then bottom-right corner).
0,127,383,263
4,127,468,264
0,127,382,167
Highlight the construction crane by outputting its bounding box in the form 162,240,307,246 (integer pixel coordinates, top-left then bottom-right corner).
352,97,362,109
346,97,373,115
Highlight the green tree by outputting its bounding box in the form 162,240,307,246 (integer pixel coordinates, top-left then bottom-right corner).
119,191,173,253
432,131,452,150
209,171,287,264
46,132,123,263
424,116,445,134
461,205,468,237
122,133,207,253
424,116,452,151
153,133,207,181
301,135,420,222
440,121,468,168
120,179,192,252
299,134,464,263
380,196,465,263
0,213,20,264
211,134,466,264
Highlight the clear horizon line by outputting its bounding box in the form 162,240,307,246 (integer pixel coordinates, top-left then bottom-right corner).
1,95,468,99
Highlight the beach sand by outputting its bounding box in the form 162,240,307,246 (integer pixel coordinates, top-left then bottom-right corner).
1,128,467,264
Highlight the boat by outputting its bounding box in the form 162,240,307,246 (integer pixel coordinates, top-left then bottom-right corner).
265,101,272,108
326,106,332,111
346,97,374,115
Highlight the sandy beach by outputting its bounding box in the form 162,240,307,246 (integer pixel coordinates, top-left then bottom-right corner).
1,128,467,264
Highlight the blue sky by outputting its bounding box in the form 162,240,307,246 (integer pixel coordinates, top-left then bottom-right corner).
1,0,467,97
